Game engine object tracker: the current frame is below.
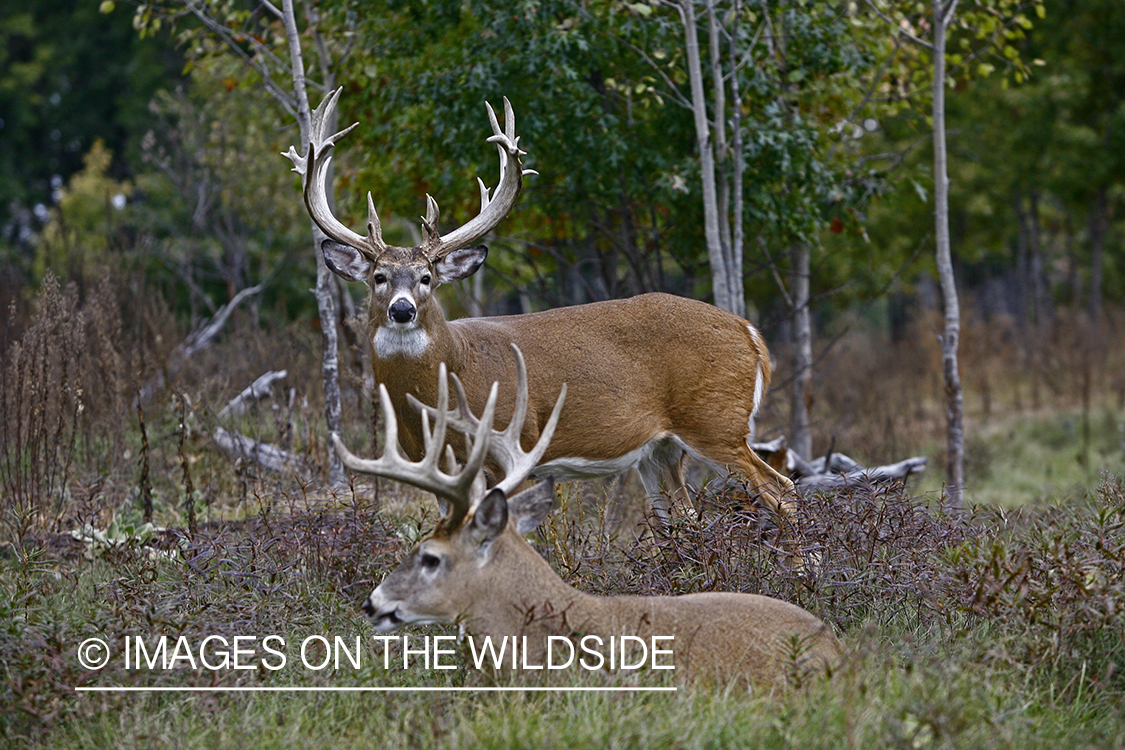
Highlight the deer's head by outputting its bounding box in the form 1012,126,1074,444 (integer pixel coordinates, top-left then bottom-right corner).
284,90,535,358
363,480,556,632
329,345,565,631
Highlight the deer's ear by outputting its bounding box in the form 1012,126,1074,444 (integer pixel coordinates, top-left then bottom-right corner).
469,487,508,548
508,479,556,534
322,240,372,283
434,245,487,284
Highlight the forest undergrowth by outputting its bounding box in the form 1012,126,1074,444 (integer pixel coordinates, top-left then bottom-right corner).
1,274,1123,748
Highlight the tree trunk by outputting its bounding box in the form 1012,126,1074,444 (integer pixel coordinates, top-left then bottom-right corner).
932,0,965,510
729,0,745,317
282,0,344,486
1027,189,1048,325
707,2,741,315
1088,184,1107,326
679,0,738,314
1013,190,1030,325
790,242,813,459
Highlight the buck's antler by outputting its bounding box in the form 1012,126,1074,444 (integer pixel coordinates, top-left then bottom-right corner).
283,89,535,261
408,344,566,498
421,98,537,260
331,362,497,527
281,88,385,256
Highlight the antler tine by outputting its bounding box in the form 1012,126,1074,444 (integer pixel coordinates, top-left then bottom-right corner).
406,345,567,498
421,194,441,249
331,366,498,517
427,97,531,259
477,177,490,213
367,193,384,249
283,88,386,256
493,345,566,495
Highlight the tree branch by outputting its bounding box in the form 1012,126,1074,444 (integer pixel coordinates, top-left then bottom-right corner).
183,0,297,117
861,0,935,50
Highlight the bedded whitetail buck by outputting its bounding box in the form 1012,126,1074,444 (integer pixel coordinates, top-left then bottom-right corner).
285,88,794,525
334,347,842,687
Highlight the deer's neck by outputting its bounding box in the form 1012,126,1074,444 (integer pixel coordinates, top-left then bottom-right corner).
368,304,469,455
464,531,605,646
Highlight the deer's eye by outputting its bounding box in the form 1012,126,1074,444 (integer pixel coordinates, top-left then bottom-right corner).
420,274,431,286
373,273,387,285
419,552,441,571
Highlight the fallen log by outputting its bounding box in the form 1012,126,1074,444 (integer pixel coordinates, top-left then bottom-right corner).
218,370,288,418
751,436,927,491
212,426,307,476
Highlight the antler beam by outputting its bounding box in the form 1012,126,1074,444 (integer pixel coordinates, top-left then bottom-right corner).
424,98,538,259
281,88,380,254
331,362,497,524
284,89,534,261
408,344,566,498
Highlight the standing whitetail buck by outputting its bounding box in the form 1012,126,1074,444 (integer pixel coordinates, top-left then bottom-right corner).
285,88,794,524
334,347,842,687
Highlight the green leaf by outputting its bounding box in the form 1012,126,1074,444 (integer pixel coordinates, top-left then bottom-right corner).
99,1,115,13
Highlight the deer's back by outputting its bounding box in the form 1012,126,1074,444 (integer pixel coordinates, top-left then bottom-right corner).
447,293,771,462
588,591,841,686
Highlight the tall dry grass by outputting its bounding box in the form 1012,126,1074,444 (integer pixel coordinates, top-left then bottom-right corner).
769,304,1125,476
0,273,169,541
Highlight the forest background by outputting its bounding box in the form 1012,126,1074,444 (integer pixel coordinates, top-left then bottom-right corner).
4,0,1124,510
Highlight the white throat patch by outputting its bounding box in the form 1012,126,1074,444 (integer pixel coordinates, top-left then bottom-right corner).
374,326,431,359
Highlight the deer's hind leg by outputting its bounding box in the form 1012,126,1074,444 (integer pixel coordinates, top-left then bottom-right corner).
636,437,694,524
676,411,796,520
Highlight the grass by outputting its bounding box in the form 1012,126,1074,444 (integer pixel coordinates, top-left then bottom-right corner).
12,610,1125,749
4,477,1124,748
899,406,1125,507
3,275,1124,748
961,408,1125,507
57,669,1120,750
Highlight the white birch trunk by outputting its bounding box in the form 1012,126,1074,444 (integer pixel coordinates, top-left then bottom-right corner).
282,0,345,486
790,242,813,460
932,0,965,510
679,0,737,314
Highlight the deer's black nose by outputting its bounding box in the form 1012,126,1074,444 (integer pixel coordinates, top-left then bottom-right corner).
389,298,416,323
362,598,377,616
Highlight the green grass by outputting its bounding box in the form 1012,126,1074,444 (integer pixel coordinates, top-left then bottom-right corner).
911,407,1125,507
4,479,1124,750
24,630,1125,749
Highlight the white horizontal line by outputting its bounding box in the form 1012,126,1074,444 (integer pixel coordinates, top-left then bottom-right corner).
75,686,677,693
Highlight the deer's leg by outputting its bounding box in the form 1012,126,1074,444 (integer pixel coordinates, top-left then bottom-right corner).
675,412,810,569
637,455,672,524
679,426,794,517
667,453,696,517
736,442,798,519
636,438,692,524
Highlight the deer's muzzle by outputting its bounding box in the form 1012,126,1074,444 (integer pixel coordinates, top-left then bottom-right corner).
389,298,416,324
